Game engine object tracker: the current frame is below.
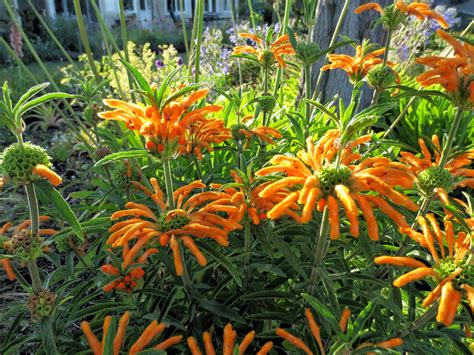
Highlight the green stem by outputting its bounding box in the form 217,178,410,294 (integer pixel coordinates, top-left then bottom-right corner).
24,182,59,353
304,64,311,137
162,159,193,292
438,108,464,168
272,0,292,97
382,29,392,67
193,0,204,83
193,157,203,181
179,0,190,59
162,159,176,210
307,206,329,293
247,0,256,28
73,0,101,84
244,219,251,281
118,0,136,101
382,96,416,139
25,183,39,234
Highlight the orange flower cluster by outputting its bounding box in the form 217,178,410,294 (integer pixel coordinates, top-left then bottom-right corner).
81,311,182,354
98,89,224,160
375,215,473,326
400,135,474,201
355,1,448,29
0,217,57,281
416,30,474,107
276,308,403,354
187,323,273,355
256,129,416,240
108,178,243,275
235,124,282,149
232,33,295,67
181,118,231,160
321,45,387,82
101,247,157,293
211,171,294,226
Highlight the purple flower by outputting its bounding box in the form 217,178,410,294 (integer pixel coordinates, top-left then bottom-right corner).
178,57,183,66
155,60,164,68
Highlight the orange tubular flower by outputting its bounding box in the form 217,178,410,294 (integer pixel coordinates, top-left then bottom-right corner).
395,1,448,28
98,88,222,160
0,217,57,281
400,135,474,201
321,44,388,83
187,323,273,355
375,215,473,326
108,178,243,275
416,30,474,107
31,164,62,186
101,247,157,293
232,32,295,68
355,1,448,29
81,311,182,355
180,117,231,160
277,308,403,354
256,129,416,240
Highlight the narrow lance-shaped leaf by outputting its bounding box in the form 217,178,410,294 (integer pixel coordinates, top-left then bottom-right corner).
35,180,84,241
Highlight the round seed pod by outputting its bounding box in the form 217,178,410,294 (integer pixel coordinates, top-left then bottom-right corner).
11,229,44,262
27,289,56,319
0,142,51,185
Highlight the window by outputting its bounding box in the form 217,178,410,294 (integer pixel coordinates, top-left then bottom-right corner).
54,0,64,14
204,0,216,12
168,0,191,16
140,0,146,10
123,0,134,11
222,0,231,11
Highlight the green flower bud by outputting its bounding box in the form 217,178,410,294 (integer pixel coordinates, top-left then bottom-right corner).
416,166,452,196
231,124,249,142
158,214,190,232
317,165,352,196
0,142,51,185
112,161,140,189
295,42,322,66
257,95,277,114
366,64,397,89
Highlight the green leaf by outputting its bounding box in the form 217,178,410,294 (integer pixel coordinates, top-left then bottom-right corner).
68,303,133,322
35,180,84,241
302,293,340,334
199,300,245,323
120,59,152,96
18,92,73,117
94,149,149,167
13,82,50,113
154,66,182,109
163,83,204,107
102,317,117,355
241,290,296,301
306,99,339,125
196,240,242,287
39,318,58,355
